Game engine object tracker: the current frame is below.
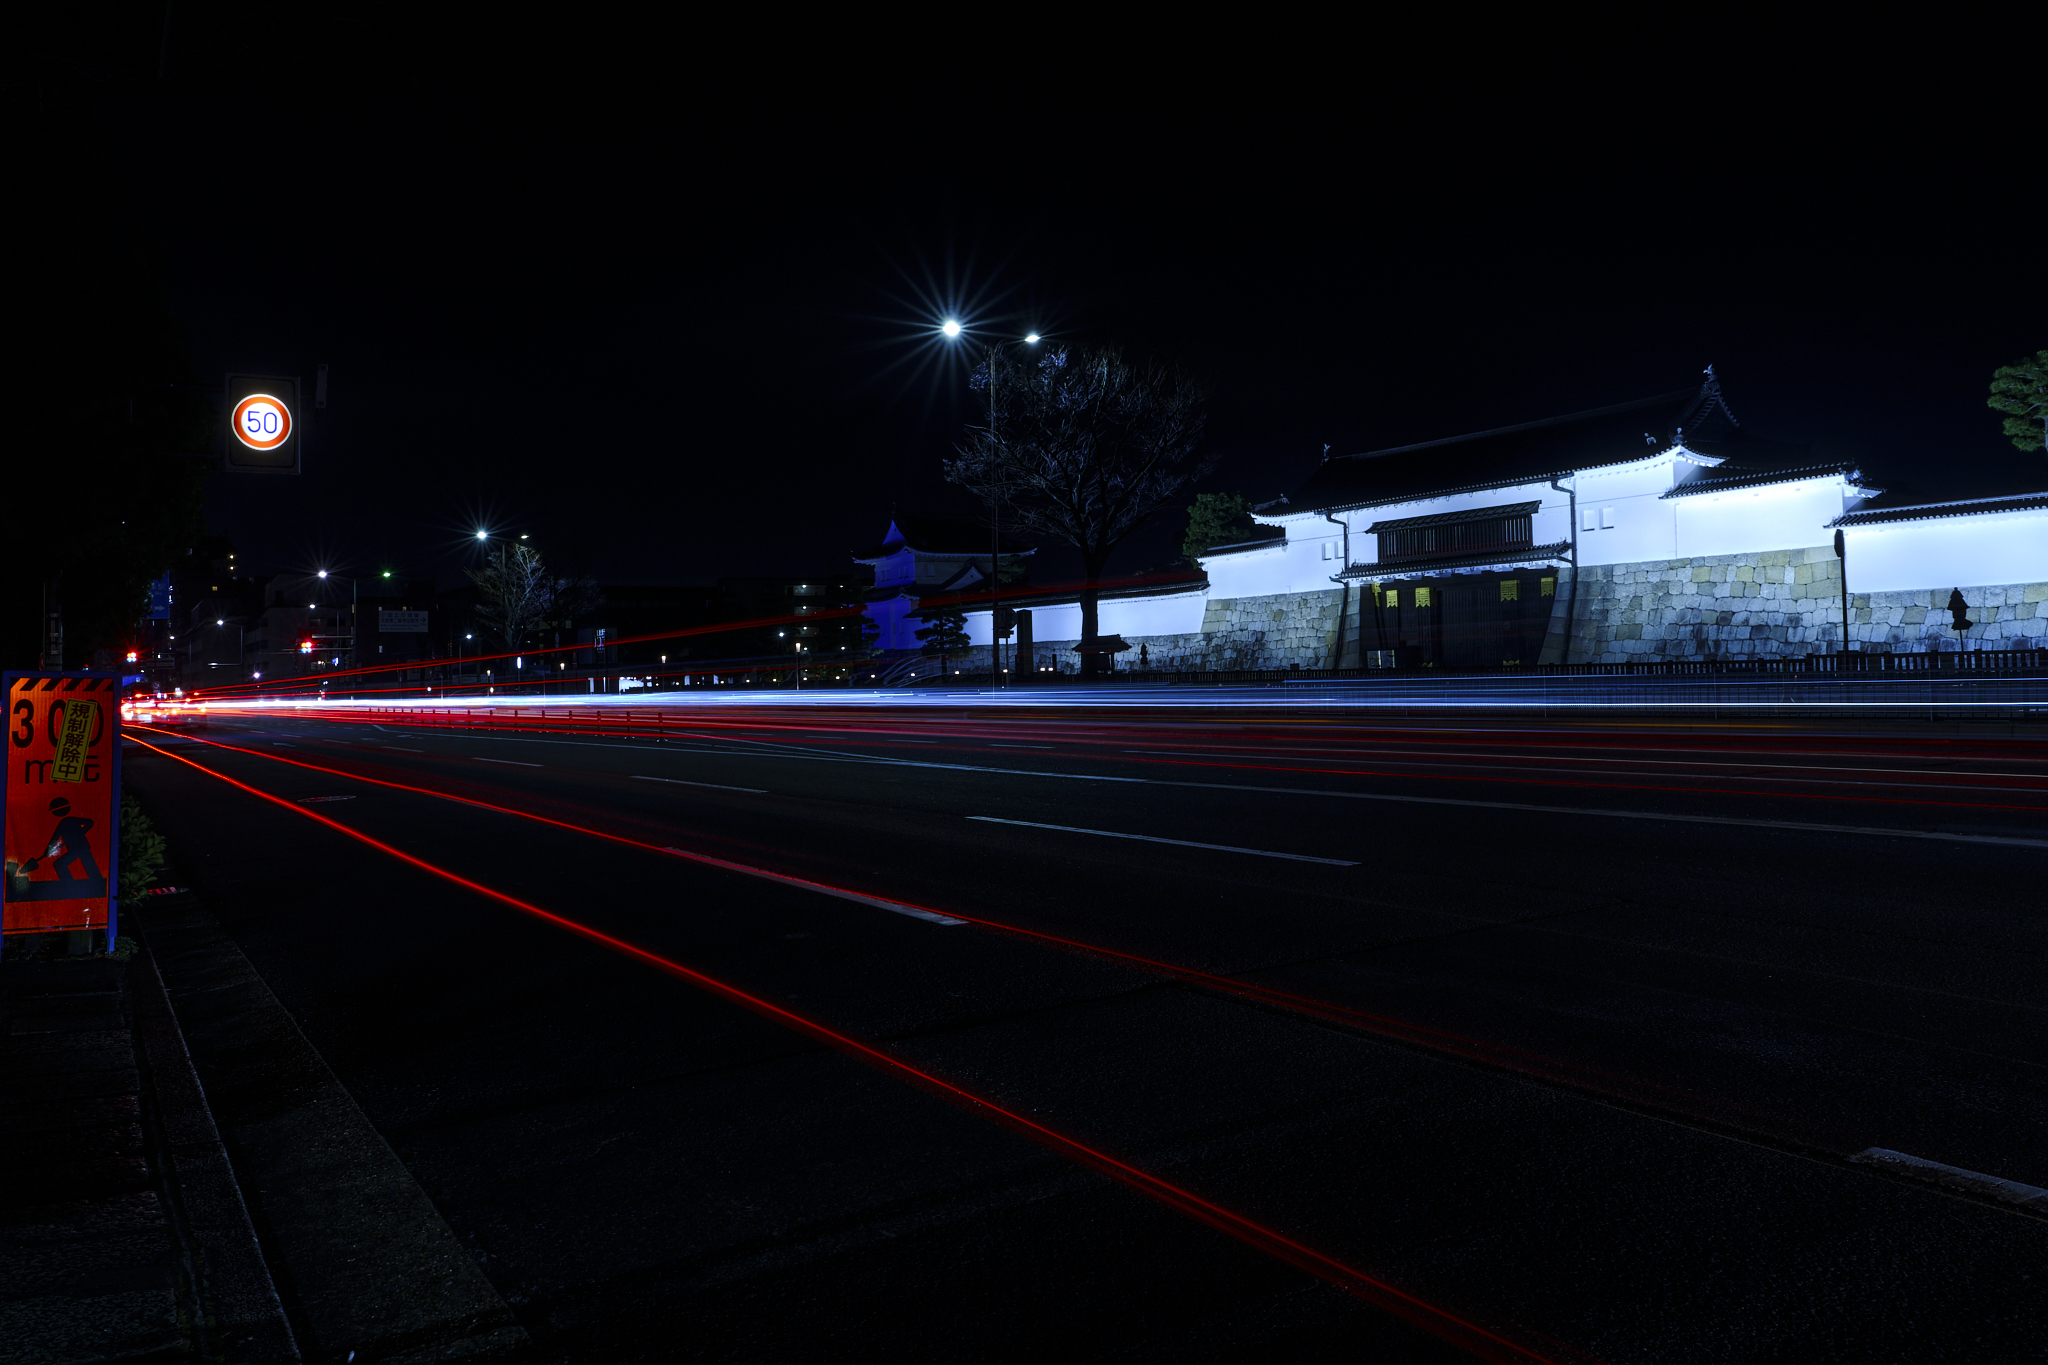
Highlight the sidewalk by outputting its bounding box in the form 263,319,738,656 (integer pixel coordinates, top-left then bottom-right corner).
1,925,297,1364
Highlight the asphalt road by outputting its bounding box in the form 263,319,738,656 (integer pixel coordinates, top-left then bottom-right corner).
121,702,2048,1362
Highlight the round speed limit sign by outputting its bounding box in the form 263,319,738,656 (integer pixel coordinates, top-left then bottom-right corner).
231,393,293,451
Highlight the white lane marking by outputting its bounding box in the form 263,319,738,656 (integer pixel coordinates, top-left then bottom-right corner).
631,775,767,794
689,746,2048,851
475,757,542,767
991,743,1054,749
383,745,423,753
660,848,966,925
300,796,357,804
966,816,1359,865
272,742,295,747
1852,1148,2048,1209
1128,748,2048,796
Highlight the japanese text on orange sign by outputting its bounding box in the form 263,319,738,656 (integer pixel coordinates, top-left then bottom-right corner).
54,699,96,782
5,677,117,935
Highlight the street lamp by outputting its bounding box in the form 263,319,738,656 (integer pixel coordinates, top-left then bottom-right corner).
940,318,1040,686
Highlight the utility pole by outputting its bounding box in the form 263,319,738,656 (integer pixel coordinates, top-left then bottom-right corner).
1833,528,1851,672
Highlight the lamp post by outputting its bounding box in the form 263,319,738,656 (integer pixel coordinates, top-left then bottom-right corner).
941,319,1039,686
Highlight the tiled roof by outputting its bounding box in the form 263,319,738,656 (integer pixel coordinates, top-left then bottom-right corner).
1828,491,2048,528
1200,530,1287,556
1277,374,1810,516
853,516,1035,563
1365,500,1540,534
1334,541,1574,579
1661,463,1872,499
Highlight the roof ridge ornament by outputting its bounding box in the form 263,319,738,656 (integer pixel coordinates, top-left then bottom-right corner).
1701,363,1739,428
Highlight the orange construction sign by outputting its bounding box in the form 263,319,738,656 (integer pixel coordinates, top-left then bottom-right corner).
5,674,121,937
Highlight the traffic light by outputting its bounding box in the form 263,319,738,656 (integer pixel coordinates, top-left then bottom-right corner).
1946,589,1972,633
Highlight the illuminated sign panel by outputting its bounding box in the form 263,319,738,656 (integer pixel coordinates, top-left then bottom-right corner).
4,674,121,938
224,373,302,474
378,610,429,633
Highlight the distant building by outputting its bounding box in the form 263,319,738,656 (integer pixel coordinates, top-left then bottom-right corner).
852,517,1034,652
951,370,2048,670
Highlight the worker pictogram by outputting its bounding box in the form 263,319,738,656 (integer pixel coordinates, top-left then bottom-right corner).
5,674,121,940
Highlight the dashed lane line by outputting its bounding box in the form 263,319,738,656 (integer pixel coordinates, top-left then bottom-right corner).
967,816,1359,866
631,775,767,794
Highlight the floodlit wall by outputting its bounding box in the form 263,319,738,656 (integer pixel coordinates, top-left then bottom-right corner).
1841,508,2048,594
937,481,2048,671
964,589,1210,649
1669,478,1859,562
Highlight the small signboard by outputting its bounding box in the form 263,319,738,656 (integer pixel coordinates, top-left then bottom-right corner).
4,674,121,947
224,373,302,474
147,573,172,621
378,610,430,633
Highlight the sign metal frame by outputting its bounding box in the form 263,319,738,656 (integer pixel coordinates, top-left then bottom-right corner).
3,673,123,958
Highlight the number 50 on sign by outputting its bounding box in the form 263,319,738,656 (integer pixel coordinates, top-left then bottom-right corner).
224,373,302,474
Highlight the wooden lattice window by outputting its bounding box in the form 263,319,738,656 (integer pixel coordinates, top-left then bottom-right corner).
1371,502,1539,564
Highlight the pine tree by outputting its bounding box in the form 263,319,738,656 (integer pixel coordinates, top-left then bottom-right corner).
1988,350,2048,455
913,604,969,670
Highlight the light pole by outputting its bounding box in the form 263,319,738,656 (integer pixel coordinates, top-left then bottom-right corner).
941,319,1039,686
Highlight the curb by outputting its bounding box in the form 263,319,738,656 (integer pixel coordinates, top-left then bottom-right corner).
131,939,302,1362
135,896,529,1364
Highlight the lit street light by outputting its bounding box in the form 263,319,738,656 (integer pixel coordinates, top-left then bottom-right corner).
941,317,1040,686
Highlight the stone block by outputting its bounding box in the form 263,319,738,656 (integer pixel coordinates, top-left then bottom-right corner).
1693,566,1711,583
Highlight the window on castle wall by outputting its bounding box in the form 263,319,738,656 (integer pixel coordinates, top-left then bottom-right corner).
1414,587,1433,608
1499,580,1520,602
1540,577,1556,597
1381,588,1398,608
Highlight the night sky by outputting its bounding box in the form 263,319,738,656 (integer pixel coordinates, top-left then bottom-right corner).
82,9,2044,593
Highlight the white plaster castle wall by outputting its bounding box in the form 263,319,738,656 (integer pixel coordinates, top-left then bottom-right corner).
1669,479,1855,561
1199,539,1308,598
1843,508,2048,594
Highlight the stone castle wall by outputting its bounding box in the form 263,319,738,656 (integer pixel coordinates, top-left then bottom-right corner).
1569,545,2048,663
927,556,2047,675
1019,588,1347,672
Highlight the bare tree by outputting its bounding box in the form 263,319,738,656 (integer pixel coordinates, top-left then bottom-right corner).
467,542,598,653
946,344,1210,674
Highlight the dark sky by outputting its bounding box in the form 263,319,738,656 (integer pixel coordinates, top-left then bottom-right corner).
86,8,2045,592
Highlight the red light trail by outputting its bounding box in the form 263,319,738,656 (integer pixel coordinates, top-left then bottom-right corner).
129,725,1834,1153
122,732,1592,1364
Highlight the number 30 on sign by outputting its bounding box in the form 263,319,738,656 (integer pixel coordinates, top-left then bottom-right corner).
231,393,293,451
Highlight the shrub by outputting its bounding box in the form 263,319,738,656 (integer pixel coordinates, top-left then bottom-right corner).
120,796,166,902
